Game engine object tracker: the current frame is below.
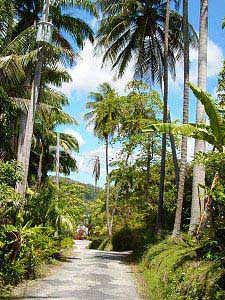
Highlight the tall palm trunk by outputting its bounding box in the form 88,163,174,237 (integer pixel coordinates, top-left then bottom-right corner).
16,58,44,194
17,111,27,180
16,0,50,195
156,0,170,234
146,138,151,200
37,144,44,186
105,134,111,236
172,0,189,237
168,112,179,189
189,0,208,235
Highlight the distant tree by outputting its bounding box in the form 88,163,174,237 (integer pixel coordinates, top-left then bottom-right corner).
84,83,119,237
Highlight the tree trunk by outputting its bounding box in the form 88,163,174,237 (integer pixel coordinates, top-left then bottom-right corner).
196,172,219,239
16,0,50,195
105,134,111,237
16,58,44,195
172,0,189,237
16,111,27,192
56,132,60,191
156,0,170,235
37,144,44,186
168,111,179,189
146,135,152,201
189,0,208,235
54,132,60,238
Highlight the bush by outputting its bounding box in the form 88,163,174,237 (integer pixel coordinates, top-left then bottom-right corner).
98,237,112,251
60,237,74,249
89,238,104,249
112,225,156,256
0,161,22,187
0,226,61,286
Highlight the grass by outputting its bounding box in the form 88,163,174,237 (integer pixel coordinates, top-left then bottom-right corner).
138,237,225,300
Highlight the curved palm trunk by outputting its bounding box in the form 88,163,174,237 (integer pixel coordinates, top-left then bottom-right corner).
105,134,111,237
156,0,170,235
189,0,208,235
172,0,189,237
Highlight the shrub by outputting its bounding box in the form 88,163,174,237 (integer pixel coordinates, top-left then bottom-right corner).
60,237,74,249
112,225,156,257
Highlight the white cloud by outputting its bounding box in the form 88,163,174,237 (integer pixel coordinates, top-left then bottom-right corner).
170,39,224,90
64,128,85,147
59,39,223,100
207,40,224,77
60,41,135,97
86,123,94,134
75,145,121,175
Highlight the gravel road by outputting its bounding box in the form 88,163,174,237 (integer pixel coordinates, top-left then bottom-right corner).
12,240,140,300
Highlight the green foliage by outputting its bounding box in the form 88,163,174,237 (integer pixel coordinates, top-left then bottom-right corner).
0,161,22,186
141,238,225,300
195,151,225,239
112,225,156,256
0,225,61,285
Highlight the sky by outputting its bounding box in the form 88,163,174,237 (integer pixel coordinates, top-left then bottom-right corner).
56,0,225,187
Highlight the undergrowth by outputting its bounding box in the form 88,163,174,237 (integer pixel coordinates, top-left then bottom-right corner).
141,237,225,300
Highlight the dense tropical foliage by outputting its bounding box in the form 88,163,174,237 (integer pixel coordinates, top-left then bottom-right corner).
0,0,225,299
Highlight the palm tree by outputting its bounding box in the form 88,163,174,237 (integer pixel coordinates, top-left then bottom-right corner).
13,0,97,48
156,0,171,235
172,0,189,237
189,0,208,235
12,0,97,195
97,0,197,81
84,83,119,237
97,0,197,234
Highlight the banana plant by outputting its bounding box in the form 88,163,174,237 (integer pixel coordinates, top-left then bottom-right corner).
143,83,225,153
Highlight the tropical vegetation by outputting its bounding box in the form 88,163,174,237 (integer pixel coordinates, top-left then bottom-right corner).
0,0,224,299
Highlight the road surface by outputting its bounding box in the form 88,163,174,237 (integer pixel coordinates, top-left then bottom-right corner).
12,240,140,300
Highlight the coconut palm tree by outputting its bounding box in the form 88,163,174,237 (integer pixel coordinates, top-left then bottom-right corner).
189,0,208,235
12,0,97,195
97,0,196,82
96,0,197,234
157,0,171,234
84,83,119,237
172,0,189,237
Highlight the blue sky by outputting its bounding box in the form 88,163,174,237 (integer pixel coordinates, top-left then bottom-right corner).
57,0,225,187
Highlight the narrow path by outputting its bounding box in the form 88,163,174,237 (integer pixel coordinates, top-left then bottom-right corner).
13,240,140,300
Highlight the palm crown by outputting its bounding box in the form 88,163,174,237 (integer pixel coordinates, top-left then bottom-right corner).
97,0,198,84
